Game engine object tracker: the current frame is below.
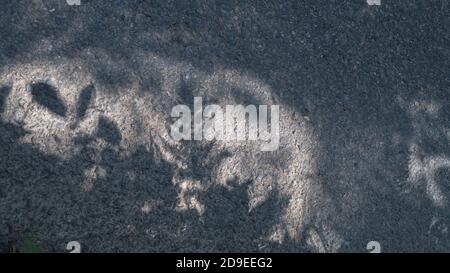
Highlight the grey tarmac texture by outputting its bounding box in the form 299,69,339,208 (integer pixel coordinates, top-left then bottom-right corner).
0,0,449,252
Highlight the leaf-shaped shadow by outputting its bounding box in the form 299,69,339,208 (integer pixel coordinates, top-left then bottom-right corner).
76,84,95,120
30,83,67,117
0,85,11,114
96,116,122,145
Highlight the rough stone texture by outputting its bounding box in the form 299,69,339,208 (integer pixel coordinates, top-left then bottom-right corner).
0,0,449,252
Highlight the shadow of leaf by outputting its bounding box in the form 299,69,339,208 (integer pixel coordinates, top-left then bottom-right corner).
0,85,11,114
96,116,122,145
29,83,67,117
77,84,95,120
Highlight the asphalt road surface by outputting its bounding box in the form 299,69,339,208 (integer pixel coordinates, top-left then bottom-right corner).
0,0,449,252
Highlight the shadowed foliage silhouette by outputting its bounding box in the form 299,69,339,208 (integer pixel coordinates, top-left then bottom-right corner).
30,82,67,117
0,86,10,114
194,180,286,252
96,116,122,145
0,0,449,252
76,84,95,120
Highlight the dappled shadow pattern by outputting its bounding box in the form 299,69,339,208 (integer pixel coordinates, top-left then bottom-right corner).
0,0,449,252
